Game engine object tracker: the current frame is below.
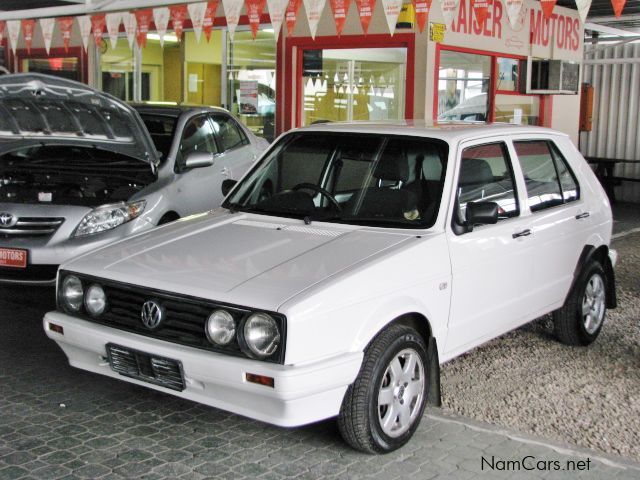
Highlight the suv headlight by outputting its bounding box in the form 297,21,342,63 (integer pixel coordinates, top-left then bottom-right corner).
243,313,281,358
61,275,84,312
74,200,146,237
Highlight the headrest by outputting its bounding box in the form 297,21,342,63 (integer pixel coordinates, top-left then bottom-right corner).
374,148,409,182
459,158,493,186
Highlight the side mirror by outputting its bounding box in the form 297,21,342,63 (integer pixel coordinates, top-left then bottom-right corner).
465,201,499,232
221,179,237,197
184,152,215,170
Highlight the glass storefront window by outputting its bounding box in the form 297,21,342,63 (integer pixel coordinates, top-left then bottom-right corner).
497,57,519,92
494,94,539,125
100,38,135,101
437,51,491,122
21,57,80,81
301,47,406,126
185,30,224,106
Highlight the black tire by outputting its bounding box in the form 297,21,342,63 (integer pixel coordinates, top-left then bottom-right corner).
338,324,429,454
553,260,607,346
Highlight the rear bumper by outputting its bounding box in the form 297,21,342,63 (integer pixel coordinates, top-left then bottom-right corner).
44,311,363,427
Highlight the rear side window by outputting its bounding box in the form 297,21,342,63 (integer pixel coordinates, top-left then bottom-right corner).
211,116,248,151
514,140,579,212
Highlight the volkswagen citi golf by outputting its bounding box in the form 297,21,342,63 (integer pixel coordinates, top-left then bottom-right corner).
44,122,617,453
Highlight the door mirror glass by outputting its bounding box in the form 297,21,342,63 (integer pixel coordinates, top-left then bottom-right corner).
465,201,499,231
222,179,238,196
184,152,215,170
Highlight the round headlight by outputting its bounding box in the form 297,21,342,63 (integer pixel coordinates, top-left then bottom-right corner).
243,313,280,358
61,275,83,312
206,310,236,345
84,284,107,316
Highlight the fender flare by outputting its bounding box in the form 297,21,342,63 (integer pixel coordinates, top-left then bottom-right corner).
569,245,617,309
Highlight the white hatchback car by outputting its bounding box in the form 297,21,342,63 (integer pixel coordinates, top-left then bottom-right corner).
44,122,617,453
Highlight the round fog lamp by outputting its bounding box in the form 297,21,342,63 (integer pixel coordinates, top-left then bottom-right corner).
61,275,84,312
85,284,107,316
243,313,280,358
206,310,236,345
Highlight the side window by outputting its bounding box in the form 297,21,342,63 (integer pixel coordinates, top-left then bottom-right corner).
178,115,218,162
211,116,248,152
456,142,519,224
514,140,579,212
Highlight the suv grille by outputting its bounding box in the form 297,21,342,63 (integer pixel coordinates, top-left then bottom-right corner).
0,217,64,237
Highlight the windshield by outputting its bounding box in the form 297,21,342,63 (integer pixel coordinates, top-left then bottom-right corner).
140,114,177,162
223,132,448,229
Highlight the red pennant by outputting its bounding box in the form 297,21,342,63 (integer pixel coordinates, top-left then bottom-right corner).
0,21,5,43
90,14,106,47
203,1,219,42
58,17,74,53
471,0,491,28
611,0,626,17
170,5,188,40
355,0,376,34
134,9,153,48
540,0,556,20
411,0,432,33
285,0,302,36
246,0,267,39
22,19,36,54
329,0,351,36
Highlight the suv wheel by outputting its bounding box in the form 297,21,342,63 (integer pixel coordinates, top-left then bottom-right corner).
553,260,607,346
338,324,429,453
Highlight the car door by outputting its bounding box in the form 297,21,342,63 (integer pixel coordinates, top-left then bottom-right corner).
444,138,535,357
510,136,591,311
210,114,258,189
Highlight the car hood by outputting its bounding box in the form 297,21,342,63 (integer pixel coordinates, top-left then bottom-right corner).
0,74,159,166
63,212,414,311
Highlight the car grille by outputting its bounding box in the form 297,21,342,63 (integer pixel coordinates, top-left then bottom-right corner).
0,217,65,238
107,343,185,391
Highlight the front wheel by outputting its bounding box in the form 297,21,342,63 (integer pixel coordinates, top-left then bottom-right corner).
338,324,429,453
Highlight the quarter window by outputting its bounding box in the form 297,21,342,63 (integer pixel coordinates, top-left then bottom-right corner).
514,140,579,212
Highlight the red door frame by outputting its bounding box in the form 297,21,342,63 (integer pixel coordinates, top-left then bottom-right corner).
433,43,549,126
14,46,88,83
282,34,416,134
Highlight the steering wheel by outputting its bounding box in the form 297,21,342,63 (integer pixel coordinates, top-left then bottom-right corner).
291,183,342,212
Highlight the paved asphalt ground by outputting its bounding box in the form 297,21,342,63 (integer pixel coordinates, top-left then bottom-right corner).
1,205,639,480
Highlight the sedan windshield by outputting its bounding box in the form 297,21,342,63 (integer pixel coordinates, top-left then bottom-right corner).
224,132,448,229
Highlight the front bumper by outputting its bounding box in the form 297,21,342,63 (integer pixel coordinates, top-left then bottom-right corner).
44,311,363,427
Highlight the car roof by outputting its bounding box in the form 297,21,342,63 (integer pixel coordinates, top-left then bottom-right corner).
295,121,567,143
130,103,230,118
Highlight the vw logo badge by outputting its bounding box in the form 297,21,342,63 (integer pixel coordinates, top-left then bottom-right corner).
141,300,164,330
0,213,16,228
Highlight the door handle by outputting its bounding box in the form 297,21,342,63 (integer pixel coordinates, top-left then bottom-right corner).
512,229,532,239
575,212,590,220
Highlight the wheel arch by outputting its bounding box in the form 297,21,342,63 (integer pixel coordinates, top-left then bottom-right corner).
158,211,181,225
570,244,617,309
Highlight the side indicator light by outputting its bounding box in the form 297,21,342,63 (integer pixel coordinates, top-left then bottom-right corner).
48,323,64,335
245,373,274,388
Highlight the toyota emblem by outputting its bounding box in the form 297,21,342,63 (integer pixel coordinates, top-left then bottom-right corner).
141,300,164,330
0,213,16,228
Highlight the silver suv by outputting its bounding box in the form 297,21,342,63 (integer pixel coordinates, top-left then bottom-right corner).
0,74,266,284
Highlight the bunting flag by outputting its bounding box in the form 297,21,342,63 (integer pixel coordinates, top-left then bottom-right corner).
39,18,55,55
267,0,288,38
0,21,5,45
355,0,376,34
329,0,351,36
203,1,219,42
540,0,556,20
303,0,327,39
412,0,432,33
381,0,403,35
505,0,524,30
471,0,490,28
90,14,106,47
76,16,92,52
170,5,189,40
221,0,243,41
22,19,36,54
439,0,460,26
285,0,303,36
7,20,20,55
153,7,170,46
123,12,137,48
188,2,208,42
58,17,74,52
575,0,591,23
134,9,153,48
246,0,267,39
611,0,625,17
105,12,122,49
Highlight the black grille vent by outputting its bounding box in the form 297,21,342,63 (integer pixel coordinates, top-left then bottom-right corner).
107,344,185,391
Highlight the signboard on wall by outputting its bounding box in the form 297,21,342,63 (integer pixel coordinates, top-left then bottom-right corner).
239,81,259,115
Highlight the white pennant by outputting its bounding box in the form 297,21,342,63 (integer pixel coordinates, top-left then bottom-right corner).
439,0,460,27
39,18,55,55
575,0,592,23
153,7,170,46
122,13,137,49
505,0,525,30
77,15,92,52
188,2,208,43
6,20,20,55
303,0,327,39
267,0,288,39
221,0,243,41
105,12,122,50
381,0,403,35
